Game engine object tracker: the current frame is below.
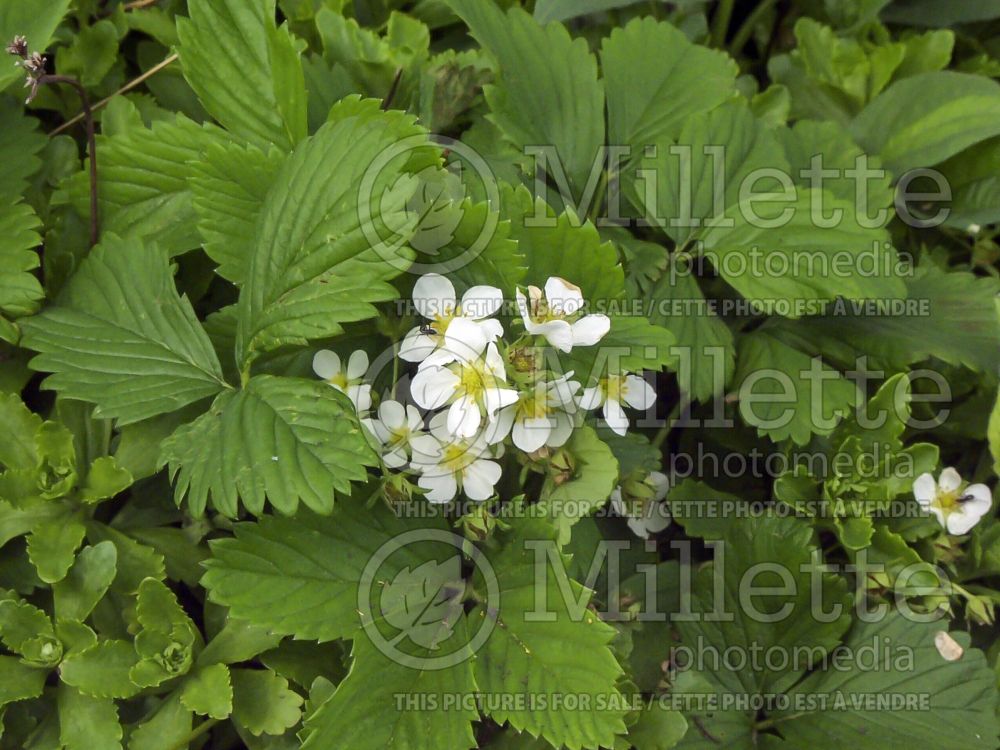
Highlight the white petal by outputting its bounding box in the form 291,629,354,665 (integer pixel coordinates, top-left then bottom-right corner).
347,350,369,379
534,319,574,352
409,434,443,468
448,395,482,438
544,276,585,315
370,418,392,444
515,288,533,329
377,400,406,430
626,517,652,539
622,374,656,410
483,342,507,379
947,508,982,535
570,314,611,347
579,386,604,411
513,416,551,453
405,405,424,431
546,411,574,447
461,285,503,320
462,459,502,500
939,467,962,493
642,502,672,534
413,273,456,320
443,317,491,359
428,411,451,441
912,473,937,505
962,483,992,518
484,405,515,445
649,471,670,500
411,366,459,410
478,318,504,343
928,505,946,528
484,387,519,420
604,397,629,436
398,326,436,363
349,384,372,413
383,445,408,469
312,349,341,380
419,471,459,503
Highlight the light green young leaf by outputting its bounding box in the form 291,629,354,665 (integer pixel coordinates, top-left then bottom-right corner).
59,640,141,699
57,684,123,750
450,0,604,195
189,139,286,283
0,0,72,90
127,692,193,750
471,516,627,750
850,71,1000,173
56,19,119,87
181,663,233,719
177,0,307,150
53,542,117,622
78,457,132,504
0,391,42,470
0,655,46,707
160,375,377,516
86,523,165,594
21,235,228,425
230,669,303,736
26,518,86,583
602,17,738,150
136,577,195,635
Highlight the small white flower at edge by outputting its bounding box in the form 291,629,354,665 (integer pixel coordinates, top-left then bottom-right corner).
361,400,424,469
409,413,502,503
612,471,671,539
399,273,503,363
312,349,372,413
516,277,610,353
410,341,519,438
489,374,581,452
579,373,655,437
913,467,992,535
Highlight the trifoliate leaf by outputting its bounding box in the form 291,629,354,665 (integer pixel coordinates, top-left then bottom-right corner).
230,669,303,736
0,655,46,707
53,542,117,622
301,628,478,750
57,685,123,750
181,663,233,719
177,0,307,151
26,518,86,583
471,516,627,750
235,109,426,366
450,0,604,195
202,502,448,641
21,235,228,425
602,17,738,149
850,71,1000,172
189,139,285,283
160,375,377,516
59,640,141,699
381,558,464,651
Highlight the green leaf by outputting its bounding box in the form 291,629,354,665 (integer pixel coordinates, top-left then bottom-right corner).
189,139,285,283
0,598,56,657
235,109,425,366
471,516,627,750
64,115,232,258
53,542,117,622
59,640,141,699
0,199,43,339
0,655,46,707
56,19,119,87
26,518,86,584
774,616,999,748
201,502,446,641
127,693,193,750
733,330,860,445
538,426,619,545
602,17,738,149
230,668,303,736
990,389,1000,477
934,136,1000,228
136,577,195,636
0,391,42,470
21,234,228,425
161,375,377,516
301,631,478,750
0,0,72,90
450,0,604,195
177,0,307,150
628,701,688,750
78,457,132,504
85,523,165,594
180,663,233,719
57,684,123,750
0,98,46,201
850,71,1000,172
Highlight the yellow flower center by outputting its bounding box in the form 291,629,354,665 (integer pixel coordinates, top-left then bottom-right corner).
602,374,627,403
328,373,349,389
458,360,496,398
518,388,550,420
441,442,472,471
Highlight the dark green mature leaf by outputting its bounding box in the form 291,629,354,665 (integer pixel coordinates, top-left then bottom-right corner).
53,542,117,622
21,235,228,425
177,0,307,151
850,71,1000,173
450,0,604,195
181,663,233,719
235,105,428,367
0,0,72,90
0,199,43,342
161,375,377,516
229,668,303,736
602,17,738,150
57,684,123,750
0,655,46,707
0,98,46,201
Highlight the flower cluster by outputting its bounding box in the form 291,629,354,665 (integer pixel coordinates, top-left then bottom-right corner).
914,468,992,535
6,35,47,103
313,273,657,502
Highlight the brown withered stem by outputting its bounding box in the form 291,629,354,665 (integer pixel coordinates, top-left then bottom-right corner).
8,36,99,246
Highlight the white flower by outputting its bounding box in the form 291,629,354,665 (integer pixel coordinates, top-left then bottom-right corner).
490,374,580,452
362,400,424,469
410,341,519,438
516,277,610,353
398,273,503,363
312,349,371,412
611,471,671,539
409,414,503,503
579,373,655,437
913,467,992,535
